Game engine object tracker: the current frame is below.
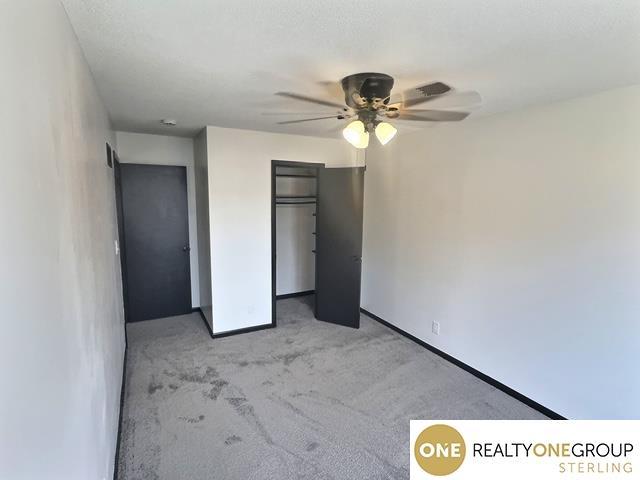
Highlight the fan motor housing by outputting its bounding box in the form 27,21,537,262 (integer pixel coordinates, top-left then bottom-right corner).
341,73,394,108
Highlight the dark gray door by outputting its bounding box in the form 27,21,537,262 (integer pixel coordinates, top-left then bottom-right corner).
120,164,191,322
315,167,365,328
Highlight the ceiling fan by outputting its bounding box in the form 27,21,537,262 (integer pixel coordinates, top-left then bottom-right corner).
272,73,481,148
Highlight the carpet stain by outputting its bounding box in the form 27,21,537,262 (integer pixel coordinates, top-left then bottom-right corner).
225,396,275,445
279,351,305,365
306,442,319,452
179,415,205,424
234,358,268,367
226,396,247,408
203,379,228,400
178,366,218,384
224,435,242,445
147,378,164,395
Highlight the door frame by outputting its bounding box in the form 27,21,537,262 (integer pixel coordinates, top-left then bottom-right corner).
113,156,130,323
271,160,324,326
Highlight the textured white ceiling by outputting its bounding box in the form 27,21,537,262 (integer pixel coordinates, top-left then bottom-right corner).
61,0,640,138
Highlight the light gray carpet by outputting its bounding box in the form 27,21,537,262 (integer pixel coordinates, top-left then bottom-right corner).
117,296,545,479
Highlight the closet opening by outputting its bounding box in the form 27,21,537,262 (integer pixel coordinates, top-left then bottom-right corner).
271,160,322,324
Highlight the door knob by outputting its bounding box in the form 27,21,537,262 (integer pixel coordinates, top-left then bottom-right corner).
183,246,191,252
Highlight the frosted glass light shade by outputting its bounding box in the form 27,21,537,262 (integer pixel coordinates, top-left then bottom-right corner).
375,122,397,145
343,120,369,149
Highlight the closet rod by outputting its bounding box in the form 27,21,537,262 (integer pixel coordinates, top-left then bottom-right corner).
276,201,317,205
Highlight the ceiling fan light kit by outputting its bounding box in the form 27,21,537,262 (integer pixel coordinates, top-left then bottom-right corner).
273,72,480,148
343,120,370,148
342,120,397,148
374,122,397,146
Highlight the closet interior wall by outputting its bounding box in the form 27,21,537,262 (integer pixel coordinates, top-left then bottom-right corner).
275,166,318,297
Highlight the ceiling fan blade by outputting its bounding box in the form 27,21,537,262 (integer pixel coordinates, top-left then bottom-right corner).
398,110,470,122
388,81,453,107
277,116,340,125
262,111,339,116
415,81,451,97
275,92,345,109
407,91,482,110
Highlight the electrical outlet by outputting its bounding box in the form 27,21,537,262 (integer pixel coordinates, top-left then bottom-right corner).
432,321,440,335
114,239,120,256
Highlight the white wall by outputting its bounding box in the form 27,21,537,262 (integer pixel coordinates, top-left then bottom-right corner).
194,129,213,327
114,131,200,307
276,204,316,295
206,126,360,334
362,85,640,419
276,175,317,295
0,2,125,479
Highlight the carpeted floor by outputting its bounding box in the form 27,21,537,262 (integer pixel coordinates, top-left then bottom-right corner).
117,296,545,479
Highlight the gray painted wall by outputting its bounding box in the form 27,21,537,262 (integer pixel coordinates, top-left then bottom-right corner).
1,1,125,478
362,85,640,419
115,131,200,308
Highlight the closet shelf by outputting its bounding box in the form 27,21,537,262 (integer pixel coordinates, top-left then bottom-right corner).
275,174,317,178
276,195,316,205
276,195,316,199
275,195,317,206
